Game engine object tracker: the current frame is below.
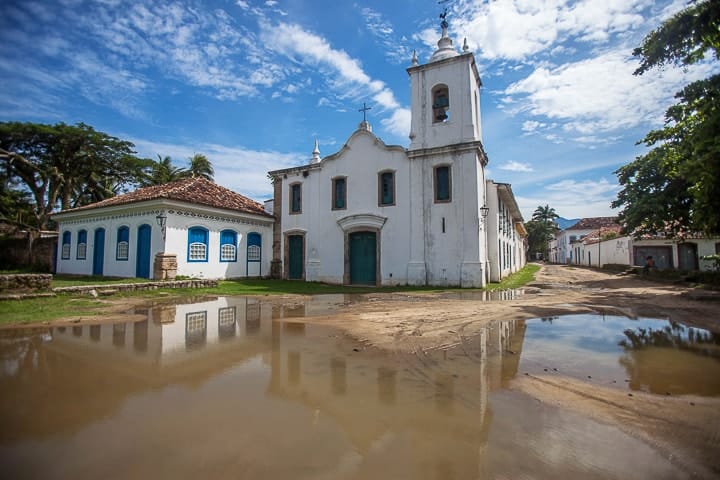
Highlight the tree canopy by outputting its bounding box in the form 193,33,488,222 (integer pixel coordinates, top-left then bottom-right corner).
0,121,151,230
525,204,559,259
613,0,720,236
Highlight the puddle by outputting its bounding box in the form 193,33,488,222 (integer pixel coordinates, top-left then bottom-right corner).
0,297,717,479
518,314,720,396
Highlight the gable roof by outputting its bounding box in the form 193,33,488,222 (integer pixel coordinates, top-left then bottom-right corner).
565,217,619,231
56,177,271,218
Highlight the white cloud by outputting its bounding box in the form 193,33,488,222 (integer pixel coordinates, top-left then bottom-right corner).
499,161,534,172
129,137,302,200
449,0,652,61
517,178,620,219
503,50,717,135
360,7,413,64
380,108,411,139
261,21,409,140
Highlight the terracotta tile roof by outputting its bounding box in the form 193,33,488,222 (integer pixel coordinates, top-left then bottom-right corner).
58,177,271,217
565,217,619,231
582,225,624,244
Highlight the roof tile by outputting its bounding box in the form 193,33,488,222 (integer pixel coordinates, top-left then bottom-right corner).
59,177,271,217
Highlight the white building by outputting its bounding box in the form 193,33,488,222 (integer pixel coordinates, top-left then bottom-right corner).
576,233,720,270
267,24,525,287
52,177,274,279
550,217,619,264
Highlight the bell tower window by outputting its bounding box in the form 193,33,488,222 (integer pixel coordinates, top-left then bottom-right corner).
432,84,449,123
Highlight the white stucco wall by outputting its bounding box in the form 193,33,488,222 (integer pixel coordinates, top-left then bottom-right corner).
55,210,164,277
54,201,273,279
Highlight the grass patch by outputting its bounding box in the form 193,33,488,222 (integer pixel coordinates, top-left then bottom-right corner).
116,278,454,298
485,263,540,291
0,295,108,325
51,275,149,288
2,265,542,325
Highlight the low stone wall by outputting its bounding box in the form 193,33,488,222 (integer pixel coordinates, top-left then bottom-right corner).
0,274,53,291
53,279,218,294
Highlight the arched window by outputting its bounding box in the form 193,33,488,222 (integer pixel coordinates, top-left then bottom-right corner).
76,230,87,260
247,232,261,262
61,231,71,260
187,227,209,262
432,84,450,123
220,230,237,262
116,226,129,260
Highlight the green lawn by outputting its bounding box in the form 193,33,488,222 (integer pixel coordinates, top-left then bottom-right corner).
0,264,540,325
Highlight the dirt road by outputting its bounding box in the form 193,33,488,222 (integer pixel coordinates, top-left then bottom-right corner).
310,263,720,353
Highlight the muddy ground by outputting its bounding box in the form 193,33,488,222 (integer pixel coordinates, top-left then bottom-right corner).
12,264,720,478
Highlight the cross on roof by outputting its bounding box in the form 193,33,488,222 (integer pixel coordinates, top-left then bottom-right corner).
359,102,372,122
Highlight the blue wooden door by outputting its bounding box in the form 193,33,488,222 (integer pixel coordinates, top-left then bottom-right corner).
92,228,105,276
136,224,152,278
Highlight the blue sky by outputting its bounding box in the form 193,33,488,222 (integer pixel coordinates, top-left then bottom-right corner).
1,0,715,219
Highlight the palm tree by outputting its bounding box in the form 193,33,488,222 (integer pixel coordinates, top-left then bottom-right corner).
532,204,559,224
186,153,214,181
142,155,186,186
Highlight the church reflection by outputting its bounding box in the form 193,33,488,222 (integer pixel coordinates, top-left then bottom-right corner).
0,295,526,479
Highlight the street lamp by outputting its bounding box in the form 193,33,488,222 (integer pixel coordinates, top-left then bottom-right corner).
156,212,167,240
480,205,489,220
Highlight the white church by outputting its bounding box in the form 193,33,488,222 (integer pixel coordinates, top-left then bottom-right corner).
267,23,526,288
52,21,526,287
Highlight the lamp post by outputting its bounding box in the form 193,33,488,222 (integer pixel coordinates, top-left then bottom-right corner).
156,212,167,240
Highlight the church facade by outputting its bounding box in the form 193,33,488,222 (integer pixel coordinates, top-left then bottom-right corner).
268,27,526,288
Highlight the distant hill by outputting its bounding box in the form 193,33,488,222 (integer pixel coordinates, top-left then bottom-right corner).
555,217,580,230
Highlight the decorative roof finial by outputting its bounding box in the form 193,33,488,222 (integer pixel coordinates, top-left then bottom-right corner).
310,139,321,164
411,49,418,66
438,0,451,34
463,37,469,52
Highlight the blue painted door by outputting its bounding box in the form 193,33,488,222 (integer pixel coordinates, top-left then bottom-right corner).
92,228,105,276
349,231,376,285
136,224,152,278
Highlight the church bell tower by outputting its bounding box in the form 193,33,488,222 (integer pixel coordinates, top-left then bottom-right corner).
407,19,483,150
405,11,489,288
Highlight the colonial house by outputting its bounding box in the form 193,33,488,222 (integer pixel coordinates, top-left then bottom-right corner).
550,217,619,264
266,24,526,287
52,177,274,279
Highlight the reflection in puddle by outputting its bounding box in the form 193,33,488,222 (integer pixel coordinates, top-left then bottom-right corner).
0,298,715,479
520,314,720,396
